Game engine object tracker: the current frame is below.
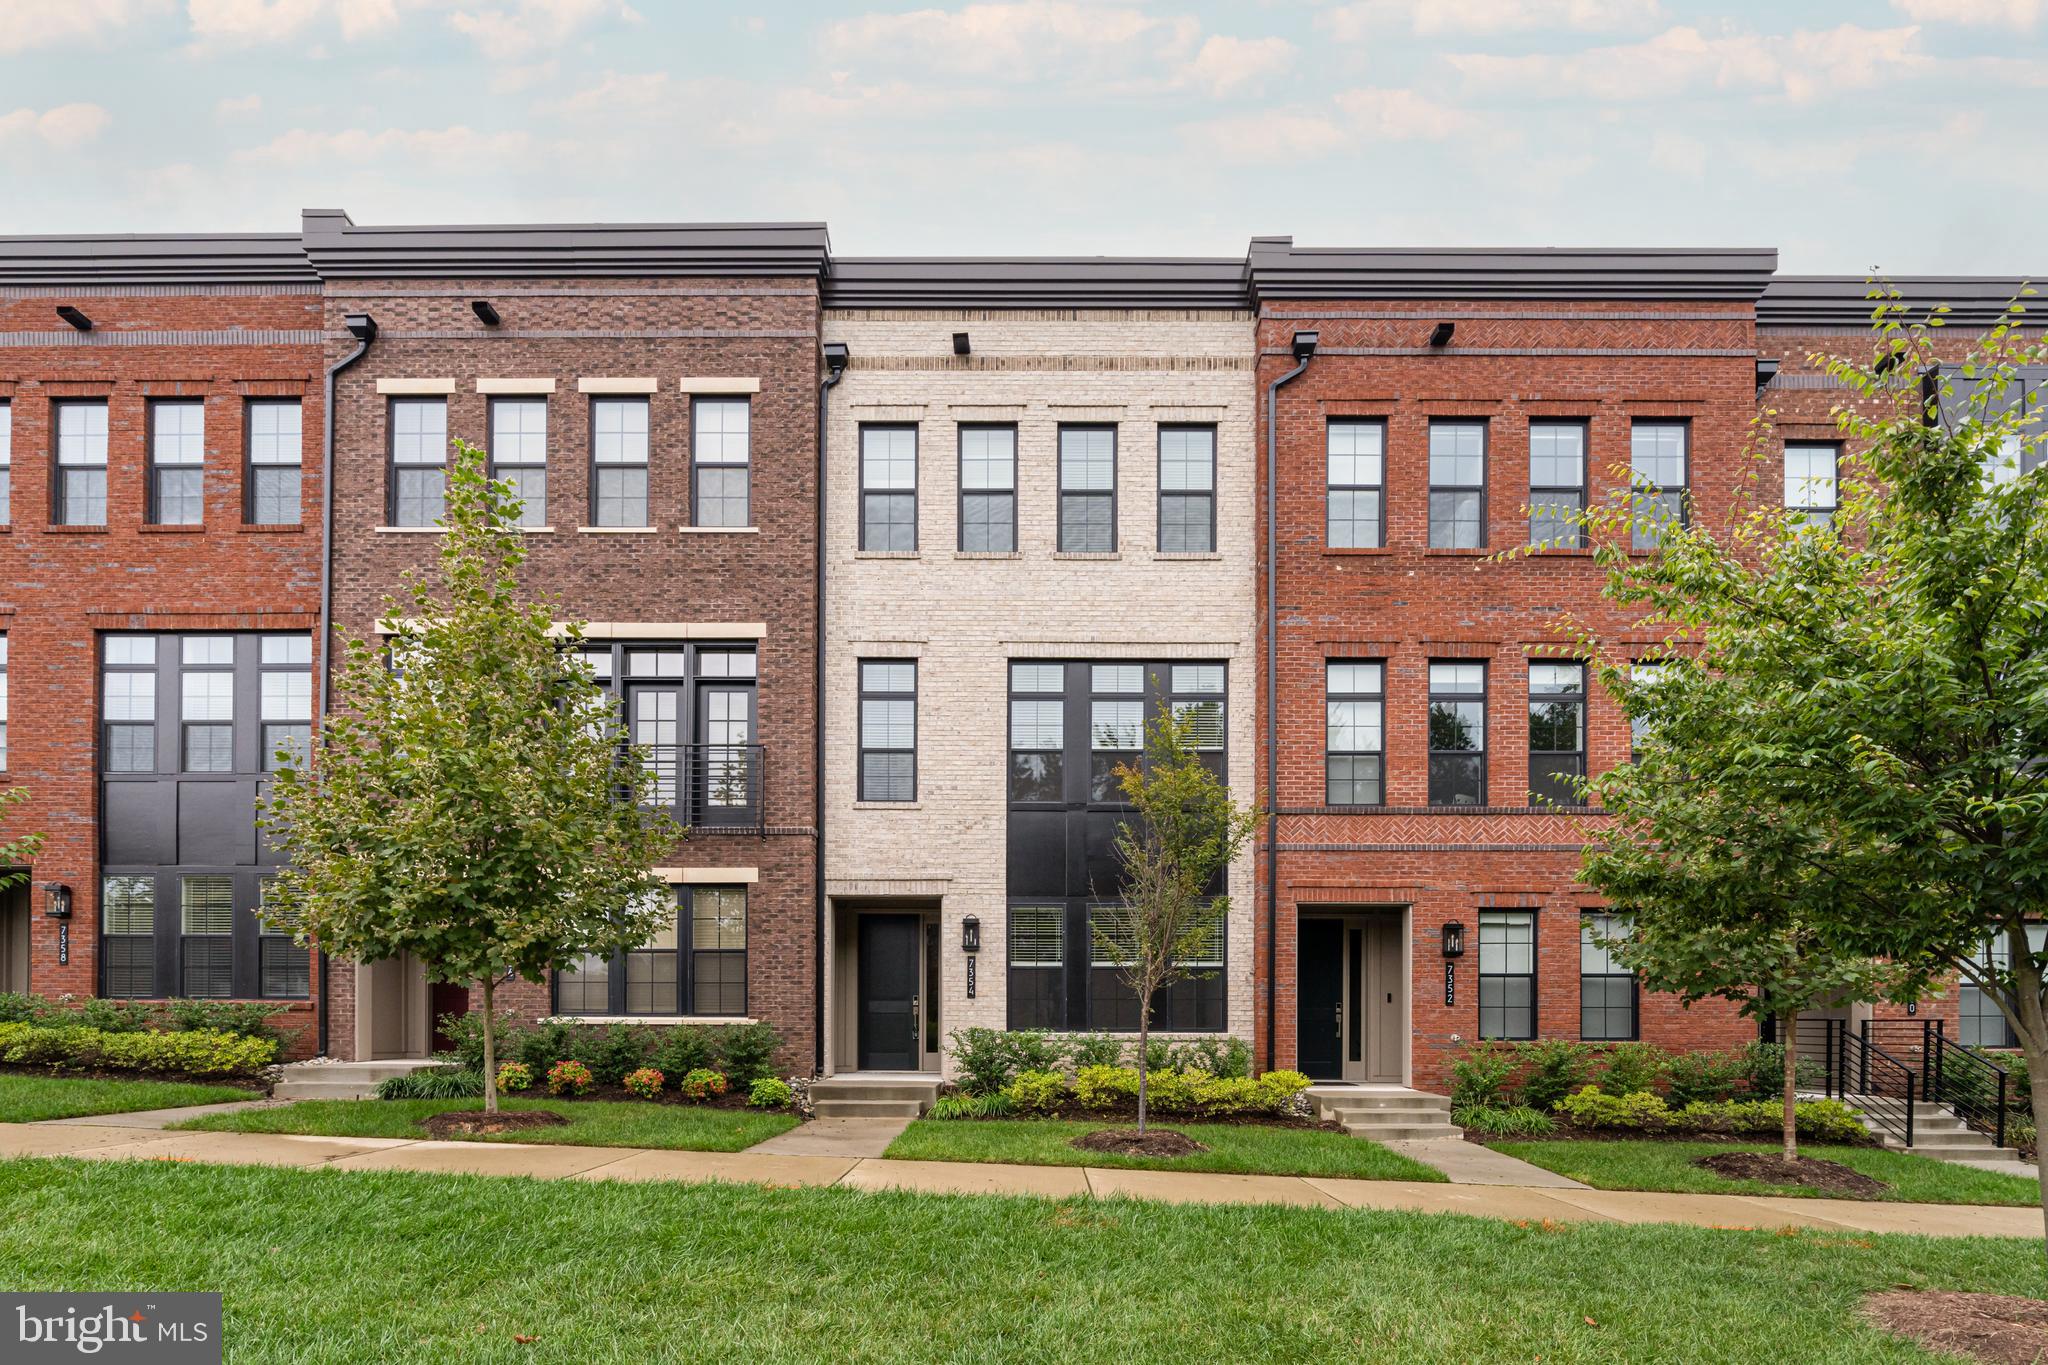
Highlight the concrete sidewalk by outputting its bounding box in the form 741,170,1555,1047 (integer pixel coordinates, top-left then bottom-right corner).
0,1120,2034,1240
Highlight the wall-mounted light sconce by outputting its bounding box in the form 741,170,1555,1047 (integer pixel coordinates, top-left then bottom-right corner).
822,341,850,378
1428,321,1455,348
952,332,971,356
42,883,72,918
56,305,93,332
345,313,378,344
471,300,501,327
1290,329,1320,360
1441,920,1466,958
961,915,981,955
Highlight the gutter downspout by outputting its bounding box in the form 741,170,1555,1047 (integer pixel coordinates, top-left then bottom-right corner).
815,343,847,1076
315,313,375,1059
1264,343,1313,1075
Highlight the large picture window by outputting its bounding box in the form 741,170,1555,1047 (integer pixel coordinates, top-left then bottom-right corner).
1088,904,1225,1033
556,885,748,1017
1007,904,1065,1030
1479,910,1536,1040
100,876,156,999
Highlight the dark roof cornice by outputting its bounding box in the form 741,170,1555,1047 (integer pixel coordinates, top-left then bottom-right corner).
1247,237,1778,303
0,233,315,284
1760,275,2041,328
825,256,1249,309
301,209,830,280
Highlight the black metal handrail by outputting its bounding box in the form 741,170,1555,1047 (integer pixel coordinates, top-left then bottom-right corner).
1865,1019,2011,1150
1799,1017,1915,1148
630,743,765,833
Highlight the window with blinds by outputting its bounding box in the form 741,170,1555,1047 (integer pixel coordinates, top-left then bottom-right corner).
180,876,235,998
1006,904,1065,1030
101,876,156,999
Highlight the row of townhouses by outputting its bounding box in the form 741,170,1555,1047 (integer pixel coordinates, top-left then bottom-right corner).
0,212,2037,1089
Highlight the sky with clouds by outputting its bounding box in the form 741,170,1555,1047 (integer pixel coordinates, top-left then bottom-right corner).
0,0,2042,272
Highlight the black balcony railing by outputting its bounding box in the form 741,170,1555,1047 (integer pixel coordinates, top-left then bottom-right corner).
631,743,765,833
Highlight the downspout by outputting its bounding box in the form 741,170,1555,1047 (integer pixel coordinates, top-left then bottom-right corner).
1264,332,1315,1074
816,340,849,1075
314,312,376,1058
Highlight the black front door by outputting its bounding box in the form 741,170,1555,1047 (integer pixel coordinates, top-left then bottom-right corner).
1298,919,1344,1080
858,914,921,1071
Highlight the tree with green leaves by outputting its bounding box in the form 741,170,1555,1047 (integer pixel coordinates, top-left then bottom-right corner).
261,440,680,1113
1557,287,2048,1242
0,787,46,892
1095,704,1261,1133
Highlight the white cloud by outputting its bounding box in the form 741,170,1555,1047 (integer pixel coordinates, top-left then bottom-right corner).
1892,0,2041,29
820,2,1199,81
186,0,327,46
0,103,114,150
1321,0,1662,40
214,93,264,119
1178,34,1296,96
1333,87,1474,138
1449,24,1929,102
0,0,169,54
448,0,640,61
1184,86,1473,163
233,123,533,169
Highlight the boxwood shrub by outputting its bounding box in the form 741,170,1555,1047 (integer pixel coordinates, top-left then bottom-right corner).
0,1021,276,1077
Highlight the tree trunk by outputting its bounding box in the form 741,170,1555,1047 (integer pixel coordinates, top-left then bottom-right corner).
1780,1008,1798,1162
480,975,499,1115
1136,1008,1150,1135
2008,942,2048,1275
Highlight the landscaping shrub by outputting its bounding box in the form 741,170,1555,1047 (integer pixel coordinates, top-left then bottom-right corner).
1167,1037,1254,1080
928,1092,1016,1120
1448,1040,1519,1109
442,1009,516,1073
1596,1043,1670,1098
623,1067,664,1100
678,1068,728,1101
1001,1068,1070,1114
1557,1085,1673,1130
1738,1042,1824,1097
72,999,156,1034
1253,1070,1313,1110
714,1022,782,1088
1453,1104,1557,1138
1517,1040,1596,1112
158,1000,280,1042
1677,1098,1869,1144
546,1059,594,1096
947,1028,1063,1095
651,1026,719,1079
579,1024,652,1087
1665,1048,1747,1107
0,992,46,1025
495,1061,532,1093
1074,1064,1137,1110
747,1077,795,1110
511,1019,579,1074
1067,1033,1124,1070
375,1066,484,1100
0,1021,275,1078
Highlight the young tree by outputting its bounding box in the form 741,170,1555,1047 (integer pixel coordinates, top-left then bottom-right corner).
1561,290,2048,1243
1094,705,1261,1133
0,787,47,892
261,441,680,1113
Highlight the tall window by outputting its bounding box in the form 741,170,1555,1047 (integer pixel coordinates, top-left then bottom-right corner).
54,400,108,526
1427,661,1487,806
260,635,312,771
102,636,157,772
1088,904,1225,1033
1629,660,1668,762
1528,662,1586,807
1960,928,2046,1048
1630,421,1688,550
1170,663,1226,780
1007,904,1065,1029
257,881,310,1000
1327,419,1384,548
690,886,748,1015
180,636,235,773
147,400,204,525
1529,420,1586,548
958,424,1016,552
0,635,7,771
591,397,650,527
100,876,156,998
1157,425,1216,553
246,399,302,525
1008,662,1065,802
1580,913,1636,1040
557,885,747,1017
1784,442,1838,531
858,660,917,802
389,398,448,527
1428,421,1487,548
0,400,11,524
1479,910,1536,1039
1089,663,1143,801
860,425,917,550
692,397,750,527
1326,661,1384,805
488,398,548,528
180,876,235,998
1058,426,1116,552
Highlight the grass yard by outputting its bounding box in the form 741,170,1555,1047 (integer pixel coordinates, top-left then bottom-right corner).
171,1097,796,1152
1495,1138,2039,1207
0,1072,256,1124
885,1118,1446,1181
1,1158,2037,1363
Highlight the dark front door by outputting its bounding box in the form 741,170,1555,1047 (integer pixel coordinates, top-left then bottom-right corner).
858,914,921,1071
429,981,470,1054
1298,918,1344,1080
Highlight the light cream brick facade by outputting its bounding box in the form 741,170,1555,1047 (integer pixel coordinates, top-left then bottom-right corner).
821,307,1258,1075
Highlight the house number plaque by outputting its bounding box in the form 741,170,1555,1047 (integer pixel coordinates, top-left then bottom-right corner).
965,956,976,999
1443,961,1454,1006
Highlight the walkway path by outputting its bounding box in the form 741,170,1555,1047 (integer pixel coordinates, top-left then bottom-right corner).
1382,1137,1589,1188
748,1116,914,1158
0,1119,2033,1239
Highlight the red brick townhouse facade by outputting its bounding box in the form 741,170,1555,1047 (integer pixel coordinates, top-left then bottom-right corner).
307,211,829,1068
0,234,327,1055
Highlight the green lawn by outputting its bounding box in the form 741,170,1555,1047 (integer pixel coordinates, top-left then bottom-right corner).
1,1158,2036,1363
0,1072,257,1124
171,1098,795,1152
1495,1139,2039,1206
885,1118,1446,1180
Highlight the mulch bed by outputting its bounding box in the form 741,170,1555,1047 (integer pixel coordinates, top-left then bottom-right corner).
503,1084,758,1110
1692,1150,1890,1197
962,1100,1337,1132
1468,1119,1876,1148
420,1109,571,1138
1864,1290,2048,1365
0,1062,268,1092
1069,1128,1210,1158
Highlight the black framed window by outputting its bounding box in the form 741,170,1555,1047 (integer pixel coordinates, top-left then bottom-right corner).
1478,909,1535,1039
0,399,11,525
1784,442,1838,532
591,397,650,527
1157,425,1216,553
1959,928,2045,1048
1428,661,1487,806
100,875,157,998
0,635,8,771
180,636,235,773
389,397,449,527
1528,662,1586,807
179,875,234,998
488,397,548,528
260,635,312,771
1630,421,1688,550
858,659,917,802
556,885,748,1017
1628,660,1668,763
1327,419,1384,548
1088,663,1143,802
1428,420,1486,549
958,424,1016,552
1326,660,1384,805
256,879,309,1000
1007,903,1065,1030
54,399,108,526
245,399,302,525
148,399,205,526
1580,912,1636,1041
101,635,157,773
1008,662,1065,802
1529,420,1586,548
692,397,750,527
1058,425,1116,552
860,424,917,550
1088,903,1225,1034
1170,663,1226,782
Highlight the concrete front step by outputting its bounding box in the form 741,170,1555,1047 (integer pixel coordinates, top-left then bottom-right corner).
812,1098,927,1120
273,1058,447,1101
811,1075,940,1120
811,1080,941,1103
1340,1120,1465,1141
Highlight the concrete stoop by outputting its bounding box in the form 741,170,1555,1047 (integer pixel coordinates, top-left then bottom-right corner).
1853,1099,2027,1165
272,1058,448,1101
1307,1087,1462,1142
810,1074,941,1120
